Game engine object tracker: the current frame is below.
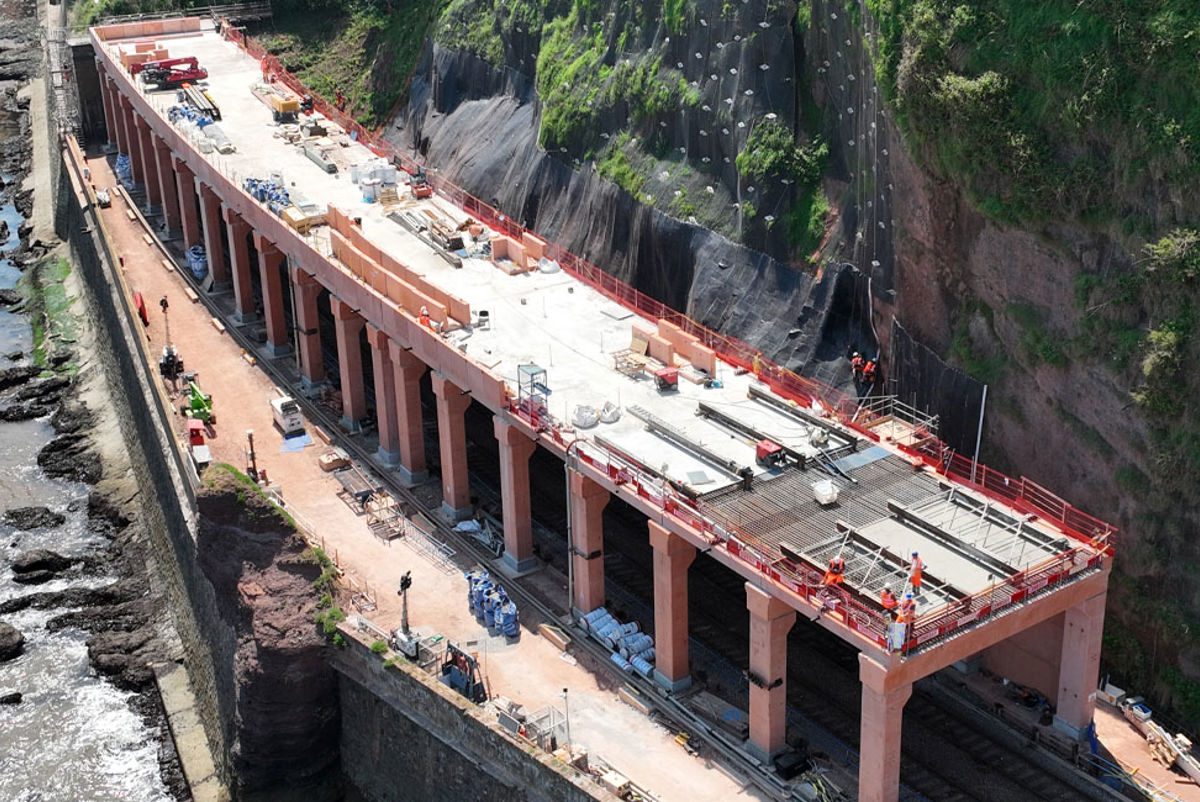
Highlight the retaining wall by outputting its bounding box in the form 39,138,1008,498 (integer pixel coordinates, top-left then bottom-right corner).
331,629,611,802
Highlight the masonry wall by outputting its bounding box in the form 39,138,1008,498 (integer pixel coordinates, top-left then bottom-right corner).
331,630,610,802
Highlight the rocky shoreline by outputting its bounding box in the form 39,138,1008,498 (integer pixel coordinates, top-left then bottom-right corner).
0,2,186,796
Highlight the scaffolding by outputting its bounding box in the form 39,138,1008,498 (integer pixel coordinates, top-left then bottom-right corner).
854,394,940,449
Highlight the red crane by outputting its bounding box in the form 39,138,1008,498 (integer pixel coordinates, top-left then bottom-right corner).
131,57,208,90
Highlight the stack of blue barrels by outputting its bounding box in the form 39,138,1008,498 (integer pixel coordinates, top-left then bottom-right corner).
167,104,213,128
466,570,520,639
115,154,133,185
242,176,291,218
580,607,656,678
185,245,207,280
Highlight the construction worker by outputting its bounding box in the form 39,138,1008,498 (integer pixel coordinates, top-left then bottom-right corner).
862,358,877,385
335,86,347,112
898,593,917,623
418,305,432,328
880,587,898,614
260,55,269,82
752,351,763,378
851,351,864,381
823,555,846,585
908,551,925,594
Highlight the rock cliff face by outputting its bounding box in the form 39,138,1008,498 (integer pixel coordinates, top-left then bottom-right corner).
195,468,341,800
808,0,1195,710
391,0,1198,714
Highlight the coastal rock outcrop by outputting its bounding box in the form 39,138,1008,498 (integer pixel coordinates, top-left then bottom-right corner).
196,466,341,798
3,507,65,530
0,621,25,662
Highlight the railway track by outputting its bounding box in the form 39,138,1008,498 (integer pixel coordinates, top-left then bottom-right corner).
194,282,1103,802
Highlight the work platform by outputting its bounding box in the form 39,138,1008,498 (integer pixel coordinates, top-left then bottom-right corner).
90,17,1116,801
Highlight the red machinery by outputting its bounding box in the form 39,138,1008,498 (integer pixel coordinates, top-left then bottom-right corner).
132,57,208,90
653,366,679,391
755,439,785,468
410,166,433,199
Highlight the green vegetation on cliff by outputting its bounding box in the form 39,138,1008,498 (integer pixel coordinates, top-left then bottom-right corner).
866,0,1199,227
251,0,444,127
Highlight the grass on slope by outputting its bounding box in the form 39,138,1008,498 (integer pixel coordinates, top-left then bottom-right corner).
866,0,1200,228
252,0,445,129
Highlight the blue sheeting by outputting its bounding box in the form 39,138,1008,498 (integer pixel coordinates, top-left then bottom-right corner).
830,445,891,473
280,432,312,453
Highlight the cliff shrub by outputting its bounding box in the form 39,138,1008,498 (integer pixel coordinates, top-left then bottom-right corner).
735,120,825,185
370,639,389,655
252,0,443,127
595,134,647,197
866,0,1200,228
535,5,694,153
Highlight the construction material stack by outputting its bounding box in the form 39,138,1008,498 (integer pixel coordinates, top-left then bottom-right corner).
178,86,220,120
168,104,234,154
465,570,520,639
580,607,656,678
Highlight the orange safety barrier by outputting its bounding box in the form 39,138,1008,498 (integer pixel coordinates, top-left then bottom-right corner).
217,20,1116,653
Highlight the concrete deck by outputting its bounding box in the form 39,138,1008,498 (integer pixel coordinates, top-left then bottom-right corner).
99,24,1099,612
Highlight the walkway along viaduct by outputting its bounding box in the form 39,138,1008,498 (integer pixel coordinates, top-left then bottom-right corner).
91,17,1114,802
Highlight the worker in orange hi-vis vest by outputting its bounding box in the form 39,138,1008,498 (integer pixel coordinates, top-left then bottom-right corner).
880,587,898,614
823,555,846,586
908,551,925,594
418,305,432,328
851,351,864,381
752,352,763,377
898,593,917,624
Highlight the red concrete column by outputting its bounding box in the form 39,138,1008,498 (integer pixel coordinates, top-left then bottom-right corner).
253,231,289,355
745,583,796,762
197,180,229,286
110,81,129,154
135,117,161,208
1054,590,1106,737
330,296,367,432
495,415,538,573
173,157,200,250
366,326,399,465
569,470,608,615
859,655,912,802
152,137,180,238
293,268,325,392
126,107,145,186
390,346,427,485
649,521,696,691
97,67,117,147
431,372,472,520
221,204,255,322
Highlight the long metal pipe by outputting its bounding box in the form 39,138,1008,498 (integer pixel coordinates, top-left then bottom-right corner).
970,384,988,484
563,438,582,619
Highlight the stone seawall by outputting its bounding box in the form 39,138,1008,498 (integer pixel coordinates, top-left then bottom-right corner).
331,628,610,802
61,153,239,788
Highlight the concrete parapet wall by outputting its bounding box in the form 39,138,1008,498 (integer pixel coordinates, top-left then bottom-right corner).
328,205,470,324
95,16,202,41
331,628,613,802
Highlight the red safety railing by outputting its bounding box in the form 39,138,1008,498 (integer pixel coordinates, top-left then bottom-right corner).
218,20,1115,654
